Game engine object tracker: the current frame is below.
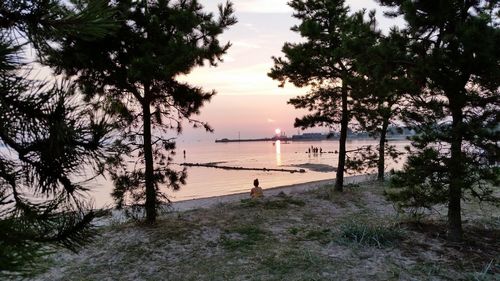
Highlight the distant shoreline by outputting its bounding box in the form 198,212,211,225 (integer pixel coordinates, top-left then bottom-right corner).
215,136,412,143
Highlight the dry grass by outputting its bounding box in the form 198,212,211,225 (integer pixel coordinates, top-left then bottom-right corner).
31,181,499,281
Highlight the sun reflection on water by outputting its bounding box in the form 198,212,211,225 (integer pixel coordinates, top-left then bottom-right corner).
275,140,281,166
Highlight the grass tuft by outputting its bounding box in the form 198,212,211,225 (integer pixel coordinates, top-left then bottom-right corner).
220,225,268,251
338,222,402,248
239,198,260,208
305,228,332,244
260,248,324,277
239,196,305,210
310,184,364,207
467,259,496,281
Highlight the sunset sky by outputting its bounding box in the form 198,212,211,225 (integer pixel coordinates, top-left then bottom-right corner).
177,0,403,141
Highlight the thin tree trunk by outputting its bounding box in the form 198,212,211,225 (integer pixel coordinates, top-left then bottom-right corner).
335,83,349,192
377,118,389,181
141,3,156,224
143,98,156,224
448,102,464,241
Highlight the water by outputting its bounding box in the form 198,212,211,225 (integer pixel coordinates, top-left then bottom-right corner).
87,139,410,208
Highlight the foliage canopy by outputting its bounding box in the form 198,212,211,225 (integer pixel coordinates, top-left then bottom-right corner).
48,0,237,222
0,0,116,275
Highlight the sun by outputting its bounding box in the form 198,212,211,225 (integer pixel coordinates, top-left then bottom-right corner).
275,128,281,135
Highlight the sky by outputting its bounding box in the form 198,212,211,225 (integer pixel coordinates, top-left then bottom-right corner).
176,0,404,141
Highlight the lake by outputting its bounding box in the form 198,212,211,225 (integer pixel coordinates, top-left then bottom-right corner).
87,139,410,208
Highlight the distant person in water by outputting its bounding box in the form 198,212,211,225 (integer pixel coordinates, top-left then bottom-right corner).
250,178,264,198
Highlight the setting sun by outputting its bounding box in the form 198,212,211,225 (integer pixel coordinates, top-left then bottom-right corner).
275,128,281,135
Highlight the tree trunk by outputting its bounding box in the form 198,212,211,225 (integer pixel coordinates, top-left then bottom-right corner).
141,5,156,224
448,102,464,241
335,83,349,192
142,100,156,224
377,118,389,181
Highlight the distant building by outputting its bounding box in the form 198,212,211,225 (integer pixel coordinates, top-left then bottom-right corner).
290,126,415,141
291,133,327,141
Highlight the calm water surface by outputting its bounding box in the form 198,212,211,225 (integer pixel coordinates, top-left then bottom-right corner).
88,139,410,208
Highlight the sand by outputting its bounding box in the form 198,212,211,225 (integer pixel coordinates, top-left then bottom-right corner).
168,174,373,212
31,177,499,281
97,174,376,226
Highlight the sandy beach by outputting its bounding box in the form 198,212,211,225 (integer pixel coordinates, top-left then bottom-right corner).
169,174,374,212
97,174,376,226
32,178,499,280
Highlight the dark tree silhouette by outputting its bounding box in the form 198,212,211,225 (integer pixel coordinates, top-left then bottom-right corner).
0,0,116,276
349,29,413,180
379,0,500,240
48,0,237,223
269,0,378,191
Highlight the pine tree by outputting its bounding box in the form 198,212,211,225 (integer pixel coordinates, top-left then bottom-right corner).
269,0,378,191
0,0,116,276
379,0,500,240
349,29,412,181
47,0,237,223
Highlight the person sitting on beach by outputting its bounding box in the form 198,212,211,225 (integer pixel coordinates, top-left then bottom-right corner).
250,178,264,199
